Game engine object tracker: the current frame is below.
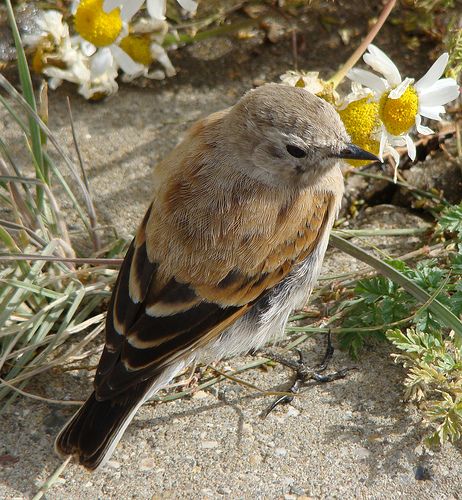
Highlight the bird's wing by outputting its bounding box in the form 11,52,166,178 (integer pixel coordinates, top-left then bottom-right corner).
94,189,336,401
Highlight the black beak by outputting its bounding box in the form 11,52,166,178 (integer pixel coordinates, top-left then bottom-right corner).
337,143,381,162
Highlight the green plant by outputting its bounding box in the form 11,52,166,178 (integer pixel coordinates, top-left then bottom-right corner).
334,202,462,445
0,0,125,408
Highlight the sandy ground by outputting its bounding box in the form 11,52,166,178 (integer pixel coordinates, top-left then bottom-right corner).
2,3,462,498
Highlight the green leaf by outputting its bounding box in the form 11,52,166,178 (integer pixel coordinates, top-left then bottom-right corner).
4,0,46,203
439,203,462,238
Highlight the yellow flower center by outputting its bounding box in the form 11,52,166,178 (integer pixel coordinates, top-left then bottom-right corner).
74,0,122,48
119,35,153,66
379,86,418,136
338,97,380,167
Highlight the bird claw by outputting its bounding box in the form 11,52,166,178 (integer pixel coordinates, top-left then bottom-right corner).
261,333,353,418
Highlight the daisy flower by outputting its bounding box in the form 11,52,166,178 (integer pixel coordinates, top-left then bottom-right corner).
280,70,325,94
348,44,460,163
74,0,178,81
23,10,69,48
117,18,177,80
72,0,146,78
23,11,96,96
337,86,381,167
102,0,197,22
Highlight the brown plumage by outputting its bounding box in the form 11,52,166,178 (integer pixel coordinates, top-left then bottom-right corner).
55,83,378,470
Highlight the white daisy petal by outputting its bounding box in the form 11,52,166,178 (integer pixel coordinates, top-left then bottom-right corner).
147,0,167,19
48,76,64,90
405,134,416,161
389,147,400,166
414,53,449,92
419,78,460,106
415,115,434,135
70,0,79,14
80,40,97,57
103,0,122,12
419,105,445,121
146,69,166,80
384,144,400,182
347,68,387,94
389,77,414,99
389,134,406,147
379,130,387,161
120,0,145,21
177,0,197,12
44,67,74,84
364,44,402,86
150,43,176,76
110,45,145,75
91,48,114,77
392,164,399,183
381,142,400,182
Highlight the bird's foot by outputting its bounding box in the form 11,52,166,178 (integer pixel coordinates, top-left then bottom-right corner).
261,333,353,418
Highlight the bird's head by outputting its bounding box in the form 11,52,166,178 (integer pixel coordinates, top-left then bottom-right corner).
224,83,379,188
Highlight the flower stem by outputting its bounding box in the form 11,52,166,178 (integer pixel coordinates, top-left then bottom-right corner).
329,0,397,89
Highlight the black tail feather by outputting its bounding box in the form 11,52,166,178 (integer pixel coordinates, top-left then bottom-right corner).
55,383,151,470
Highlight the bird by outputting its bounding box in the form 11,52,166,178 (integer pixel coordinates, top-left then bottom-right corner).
55,83,378,470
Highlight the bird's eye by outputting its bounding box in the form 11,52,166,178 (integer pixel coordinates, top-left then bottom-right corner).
286,144,306,158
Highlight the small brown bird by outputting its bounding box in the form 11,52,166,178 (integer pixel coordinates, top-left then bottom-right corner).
55,83,377,470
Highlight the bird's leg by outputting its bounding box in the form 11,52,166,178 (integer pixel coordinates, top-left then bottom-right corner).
261,333,352,417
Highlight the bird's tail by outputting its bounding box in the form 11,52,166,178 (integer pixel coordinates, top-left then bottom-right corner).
55,382,151,471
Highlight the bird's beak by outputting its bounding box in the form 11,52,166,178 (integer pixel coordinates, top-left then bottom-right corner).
337,143,381,162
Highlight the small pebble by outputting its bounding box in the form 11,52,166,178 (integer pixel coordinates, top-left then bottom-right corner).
139,457,156,471
290,484,306,496
414,445,424,456
192,390,209,399
249,454,263,465
415,465,432,481
242,423,253,434
286,406,300,417
274,447,288,457
106,460,121,469
201,440,219,449
200,488,214,497
354,446,371,460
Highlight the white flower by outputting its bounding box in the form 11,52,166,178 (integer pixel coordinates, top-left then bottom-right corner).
79,50,119,99
103,0,197,21
75,0,177,80
147,0,198,20
23,10,68,47
338,82,374,110
348,44,460,163
73,0,146,78
279,70,324,94
116,19,177,80
22,10,92,94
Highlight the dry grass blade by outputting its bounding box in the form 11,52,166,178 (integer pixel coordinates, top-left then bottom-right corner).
66,97,101,252
0,74,93,211
0,5,120,408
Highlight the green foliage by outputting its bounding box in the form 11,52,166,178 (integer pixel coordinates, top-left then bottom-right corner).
338,255,461,356
0,3,119,408
444,15,462,80
399,0,457,32
338,275,411,357
387,328,462,446
340,201,462,445
439,203,462,239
